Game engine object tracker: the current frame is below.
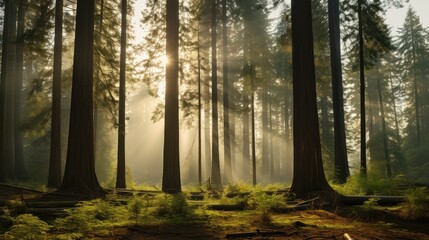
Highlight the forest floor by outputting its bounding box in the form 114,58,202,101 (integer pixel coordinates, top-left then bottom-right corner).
0,184,428,240
96,208,429,240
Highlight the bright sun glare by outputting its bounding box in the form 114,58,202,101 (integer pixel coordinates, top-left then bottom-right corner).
161,55,169,66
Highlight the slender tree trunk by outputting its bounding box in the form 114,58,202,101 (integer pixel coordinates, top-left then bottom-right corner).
60,0,104,196
116,0,127,189
250,74,256,186
242,95,250,182
48,0,63,188
197,30,202,186
230,100,236,180
210,0,222,189
14,0,26,179
261,91,269,179
388,77,400,138
358,0,367,176
269,94,274,181
201,3,212,181
290,0,335,198
222,0,231,184
376,77,392,178
328,0,349,183
162,0,181,193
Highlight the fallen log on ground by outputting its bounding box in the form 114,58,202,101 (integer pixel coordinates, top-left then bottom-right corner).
207,203,246,211
340,196,406,206
25,200,80,208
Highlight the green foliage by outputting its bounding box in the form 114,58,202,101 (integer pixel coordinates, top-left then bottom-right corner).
362,198,380,211
225,182,253,195
4,214,50,240
54,198,128,232
153,193,191,218
247,189,287,211
127,196,143,221
332,174,396,195
5,200,27,215
400,188,429,219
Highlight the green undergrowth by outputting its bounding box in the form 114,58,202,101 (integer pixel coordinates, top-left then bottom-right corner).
400,187,429,219
1,181,427,239
331,174,406,196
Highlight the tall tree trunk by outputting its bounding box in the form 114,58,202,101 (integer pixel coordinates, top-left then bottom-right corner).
250,74,256,186
60,0,104,196
388,77,400,138
3,0,18,180
0,0,12,182
261,91,269,179
358,0,367,176
197,30,202,186
328,0,349,183
290,0,334,198
210,0,222,189
222,0,231,184
199,0,211,182
48,0,64,189
376,77,392,178
269,94,274,181
242,95,250,182
14,0,25,179
230,110,236,181
116,0,127,189
162,0,181,193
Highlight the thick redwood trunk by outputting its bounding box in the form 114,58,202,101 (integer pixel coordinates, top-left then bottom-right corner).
60,0,104,197
290,0,335,199
162,0,181,193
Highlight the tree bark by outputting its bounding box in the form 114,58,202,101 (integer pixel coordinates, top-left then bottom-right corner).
48,0,64,189
14,0,26,179
328,0,349,183
116,0,127,189
197,30,202,186
242,94,250,182
358,0,367,176
0,0,12,182
210,0,222,189
60,0,104,197
222,0,232,184
250,73,256,186
2,0,18,180
162,0,181,193
261,91,269,179
290,0,335,199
